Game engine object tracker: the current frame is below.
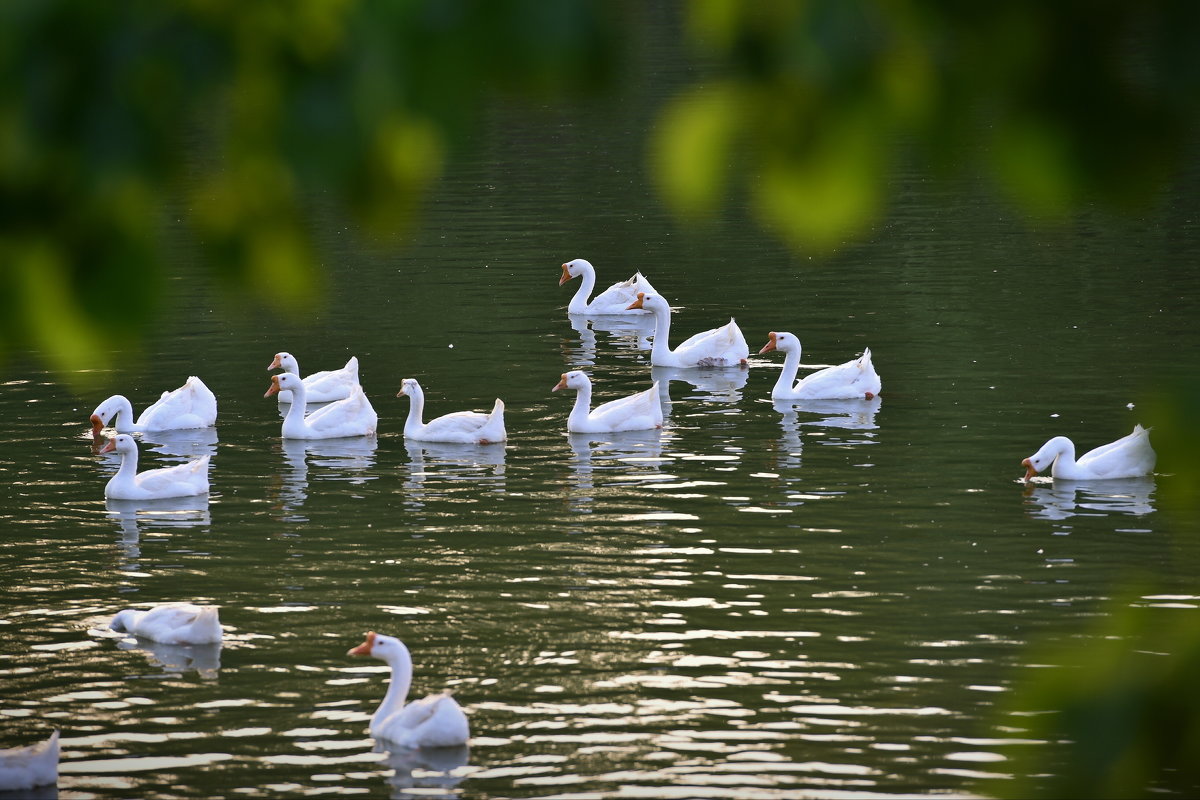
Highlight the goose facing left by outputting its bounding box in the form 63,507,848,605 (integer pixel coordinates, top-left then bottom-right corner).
0,730,59,791
100,434,210,500
109,602,223,645
348,631,470,749
265,373,377,440
90,376,217,437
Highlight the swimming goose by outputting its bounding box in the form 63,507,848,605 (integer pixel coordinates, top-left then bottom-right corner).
560,258,658,315
100,434,210,500
268,353,359,404
627,292,748,368
759,332,880,400
1022,424,1156,481
348,632,470,749
90,376,217,437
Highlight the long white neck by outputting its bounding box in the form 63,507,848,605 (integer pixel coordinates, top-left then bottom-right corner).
647,303,674,361
115,445,140,482
567,268,598,313
285,358,301,376
568,381,595,429
773,346,802,396
111,396,137,432
403,386,426,436
372,649,414,732
1048,437,1077,472
280,382,309,435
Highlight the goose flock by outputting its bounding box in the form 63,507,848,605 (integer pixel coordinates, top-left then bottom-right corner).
2,257,1157,791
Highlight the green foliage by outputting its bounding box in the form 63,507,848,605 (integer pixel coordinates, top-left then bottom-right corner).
0,0,619,376
656,0,1200,239
1000,601,1200,798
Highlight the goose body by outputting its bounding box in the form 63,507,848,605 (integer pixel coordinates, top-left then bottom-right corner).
553,370,663,433
100,434,210,500
628,292,748,368
90,376,217,436
109,602,222,645
265,373,377,440
269,353,359,404
759,332,881,400
560,258,659,315
397,378,506,444
0,730,58,791
348,632,470,749
1022,424,1156,481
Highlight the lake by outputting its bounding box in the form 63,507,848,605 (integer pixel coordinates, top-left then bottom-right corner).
3,11,1200,800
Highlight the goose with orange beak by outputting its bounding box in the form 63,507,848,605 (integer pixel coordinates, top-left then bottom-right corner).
559,258,658,315
347,632,470,748
1021,424,1155,481
758,331,880,401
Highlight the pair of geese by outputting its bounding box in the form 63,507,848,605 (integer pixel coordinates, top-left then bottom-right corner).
1,619,460,791
565,258,1156,481
102,611,457,749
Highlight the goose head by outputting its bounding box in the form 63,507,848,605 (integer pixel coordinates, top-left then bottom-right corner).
552,371,590,393
269,352,298,373
559,258,592,286
1022,437,1069,481
265,373,302,399
759,331,800,355
89,396,125,437
348,631,411,664
396,378,422,398
99,433,137,455
626,292,667,313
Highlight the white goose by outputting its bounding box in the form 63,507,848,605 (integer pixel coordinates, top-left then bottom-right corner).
348,631,470,749
627,292,748,368
0,730,58,791
560,258,659,315
269,352,359,404
90,376,217,437
759,332,881,400
265,373,377,440
109,602,222,645
100,434,210,500
397,378,506,444
553,370,663,433
1022,424,1156,481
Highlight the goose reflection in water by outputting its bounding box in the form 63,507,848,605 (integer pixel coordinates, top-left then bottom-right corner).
402,438,506,508
567,313,655,367
379,742,470,799
139,426,220,462
652,365,748,409
567,429,667,507
114,637,222,680
769,407,804,471
1023,476,1157,521
105,496,211,563
772,396,882,431
275,436,379,514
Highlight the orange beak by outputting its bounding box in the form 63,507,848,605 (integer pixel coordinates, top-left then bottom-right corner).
90,413,104,437
1021,458,1037,481
269,354,283,370
558,263,574,286
758,332,779,355
99,438,116,454
626,292,646,311
552,373,568,392
396,384,408,398
264,375,281,398
347,631,376,656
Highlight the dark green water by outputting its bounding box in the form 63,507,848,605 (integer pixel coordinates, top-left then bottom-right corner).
3,14,1200,800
